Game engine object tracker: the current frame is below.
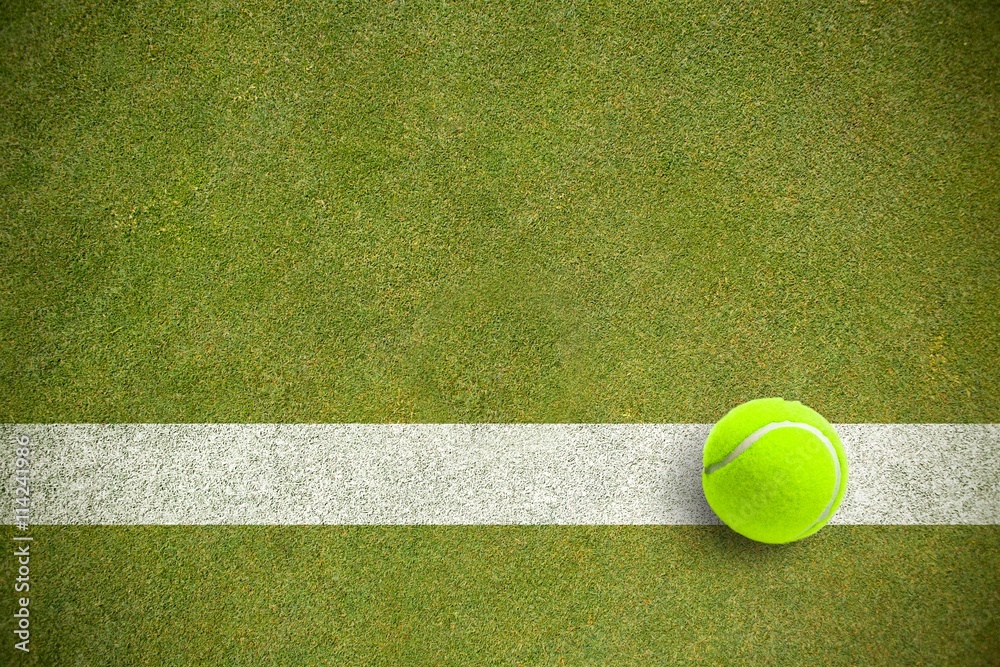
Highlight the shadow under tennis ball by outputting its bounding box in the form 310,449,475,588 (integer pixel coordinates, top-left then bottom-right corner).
701,523,822,564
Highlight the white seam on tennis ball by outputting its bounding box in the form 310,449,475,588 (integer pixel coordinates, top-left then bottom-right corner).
704,421,843,537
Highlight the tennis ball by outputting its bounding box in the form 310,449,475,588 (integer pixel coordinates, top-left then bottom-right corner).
702,397,848,544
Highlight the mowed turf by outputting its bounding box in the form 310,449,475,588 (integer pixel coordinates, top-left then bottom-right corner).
1,0,997,423
0,525,997,665
1,0,999,664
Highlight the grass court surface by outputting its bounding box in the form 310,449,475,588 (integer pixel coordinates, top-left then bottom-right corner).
1,0,998,664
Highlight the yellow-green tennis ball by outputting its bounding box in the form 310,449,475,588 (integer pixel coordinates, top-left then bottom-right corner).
702,397,848,544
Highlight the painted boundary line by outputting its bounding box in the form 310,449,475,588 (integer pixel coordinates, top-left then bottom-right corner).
3,424,998,525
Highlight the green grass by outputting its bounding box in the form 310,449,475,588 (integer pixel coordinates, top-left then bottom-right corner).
1,0,997,424
1,525,997,666
2,1,999,664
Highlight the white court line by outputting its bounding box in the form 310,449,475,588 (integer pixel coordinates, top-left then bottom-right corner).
2,424,997,525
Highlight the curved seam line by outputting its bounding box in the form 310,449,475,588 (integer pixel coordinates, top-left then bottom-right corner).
704,421,842,537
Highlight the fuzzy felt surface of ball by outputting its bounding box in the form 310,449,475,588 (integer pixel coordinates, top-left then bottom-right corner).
702,397,849,544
